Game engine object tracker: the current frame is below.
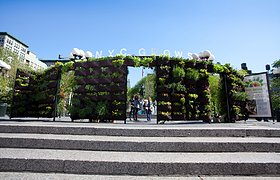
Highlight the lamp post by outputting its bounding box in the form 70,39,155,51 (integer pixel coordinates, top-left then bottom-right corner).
69,48,93,61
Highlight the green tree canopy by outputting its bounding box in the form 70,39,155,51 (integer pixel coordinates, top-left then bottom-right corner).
271,59,280,111
127,73,156,100
0,47,32,103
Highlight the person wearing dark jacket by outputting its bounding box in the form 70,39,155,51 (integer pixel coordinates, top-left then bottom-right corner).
133,95,140,121
129,95,135,121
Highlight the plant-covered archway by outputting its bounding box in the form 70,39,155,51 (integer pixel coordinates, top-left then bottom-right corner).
10,55,248,123
67,55,247,123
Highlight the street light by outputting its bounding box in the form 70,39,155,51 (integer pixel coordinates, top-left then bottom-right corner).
69,48,93,61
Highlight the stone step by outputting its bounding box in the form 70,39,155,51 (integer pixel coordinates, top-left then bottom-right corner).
1,148,280,176
0,123,279,137
0,133,279,152
0,172,279,180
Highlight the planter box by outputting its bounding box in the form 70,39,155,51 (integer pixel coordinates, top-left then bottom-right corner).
15,86,30,91
96,95,111,101
172,114,185,120
75,69,89,76
156,69,170,76
112,114,126,120
124,59,134,66
73,62,82,69
198,97,209,104
148,60,157,67
111,104,126,111
88,61,100,68
171,94,184,102
75,86,86,94
158,114,172,121
157,94,171,102
45,73,59,81
185,61,196,68
195,62,207,69
197,79,209,86
0,103,7,117
17,71,30,77
107,66,127,74
157,105,171,111
113,95,126,101
79,61,91,69
185,79,197,85
156,59,170,66
112,77,126,83
91,78,112,84
170,60,181,66
207,64,214,72
172,105,183,112
76,78,86,85
110,86,125,93
157,86,170,93
172,77,184,83
97,60,112,67
47,81,57,89
95,85,110,92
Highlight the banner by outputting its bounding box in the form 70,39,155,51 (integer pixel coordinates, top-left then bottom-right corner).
244,72,272,118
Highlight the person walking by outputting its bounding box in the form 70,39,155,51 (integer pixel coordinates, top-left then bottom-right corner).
129,95,135,121
133,95,140,121
144,97,153,121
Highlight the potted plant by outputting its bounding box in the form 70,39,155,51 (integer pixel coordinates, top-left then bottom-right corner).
172,66,185,82
185,68,200,83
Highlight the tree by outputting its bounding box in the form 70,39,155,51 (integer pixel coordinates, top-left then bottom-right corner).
127,73,156,100
208,75,221,117
0,47,33,104
271,59,280,113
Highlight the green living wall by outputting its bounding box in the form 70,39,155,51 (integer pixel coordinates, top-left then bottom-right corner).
67,55,247,123
9,55,247,123
11,65,61,118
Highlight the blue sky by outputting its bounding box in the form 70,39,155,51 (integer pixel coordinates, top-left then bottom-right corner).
1,0,280,87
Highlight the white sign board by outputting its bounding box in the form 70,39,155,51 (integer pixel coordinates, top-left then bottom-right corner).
244,72,272,118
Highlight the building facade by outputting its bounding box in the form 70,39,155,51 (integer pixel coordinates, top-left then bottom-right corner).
25,51,47,70
0,32,47,70
0,32,28,62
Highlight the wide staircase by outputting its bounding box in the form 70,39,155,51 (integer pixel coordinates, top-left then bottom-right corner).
0,121,279,179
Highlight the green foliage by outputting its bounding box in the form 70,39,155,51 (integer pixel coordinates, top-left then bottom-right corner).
232,91,248,101
0,47,34,104
159,77,166,85
188,93,198,99
0,76,12,102
208,75,222,116
132,57,141,67
272,59,280,68
172,66,185,78
213,64,224,73
96,101,109,120
168,83,186,92
141,57,154,67
271,59,280,110
112,59,124,67
180,97,185,104
62,61,74,72
185,68,200,81
127,73,156,100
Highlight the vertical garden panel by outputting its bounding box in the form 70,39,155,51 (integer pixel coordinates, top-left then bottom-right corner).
11,66,61,118
70,59,127,123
